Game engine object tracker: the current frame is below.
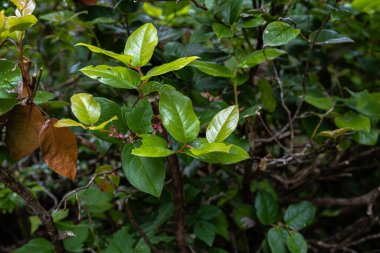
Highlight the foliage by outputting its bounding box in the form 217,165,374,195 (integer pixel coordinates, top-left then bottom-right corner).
1,0,380,252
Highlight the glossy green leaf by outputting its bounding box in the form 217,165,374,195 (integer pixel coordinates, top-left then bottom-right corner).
125,98,153,134
334,111,371,133
122,143,166,197
194,220,216,246
89,116,118,130
0,60,21,99
159,89,200,143
188,141,250,164
76,43,133,66
189,60,234,78
267,227,289,253
255,191,280,225
206,105,239,143
287,232,308,253
241,16,266,28
7,15,38,32
284,201,317,230
79,65,141,89
34,91,55,104
0,98,18,116
132,134,175,157
70,93,101,125
305,94,334,110
212,23,233,39
124,23,158,67
142,56,199,80
238,48,287,68
309,29,354,45
54,118,86,129
263,21,300,47
216,0,243,25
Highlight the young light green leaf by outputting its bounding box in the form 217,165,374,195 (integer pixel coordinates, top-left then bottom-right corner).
79,65,141,89
258,80,277,113
54,118,86,129
212,23,233,39
255,191,280,225
206,105,239,143
124,23,158,67
88,115,118,130
189,60,234,78
125,98,153,134
304,94,334,110
263,21,300,47
309,29,354,45
334,111,371,133
131,134,175,157
284,201,317,230
70,93,101,125
287,232,308,253
318,128,350,139
188,142,249,164
122,143,166,197
194,220,216,247
7,15,38,32
267,227,289,253
159,89,200,143
142,56,199,80
238,48,287,68
76,43,133,66
10,0,36,15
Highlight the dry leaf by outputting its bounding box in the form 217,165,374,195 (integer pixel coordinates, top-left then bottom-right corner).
5,105,45,160
39,118,78,180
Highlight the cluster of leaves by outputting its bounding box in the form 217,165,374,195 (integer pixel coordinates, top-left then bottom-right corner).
1,0,380,252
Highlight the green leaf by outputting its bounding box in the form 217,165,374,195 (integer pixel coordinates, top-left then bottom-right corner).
214,213,229,239
0,60,22,99
79,65,141,89
255,190,280,225
258,80,277,113
188,141,250,164
287,232,308,253
52,209,69,222
353,127,379,146
132,134,175,157
125,98,153,134
309,29,354,45
206,105,239,143
0,98,18,116
124,23,158,67
241,16,266,28
7,15,38,32
212,23,233,39
14,238,54,253
263,21,300,47
159,89,200,143
194,220,216,246
10,0,36,15
70,93,101,125
143,3,163,18
142,56,199,80
76,43,133,66
284,201,317,230
89,115,118,130
352,0,380,13
122,143,166,197
34,91,55,104
267,227,289,253
305,94,334,110
54,118,86,129
334,111,371,133
238,48,287,68
216,0,243,25
232,204,255,229
189,60,234,78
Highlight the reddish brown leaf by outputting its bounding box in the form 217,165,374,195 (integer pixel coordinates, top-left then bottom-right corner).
5,105,45,160
39,118,78,180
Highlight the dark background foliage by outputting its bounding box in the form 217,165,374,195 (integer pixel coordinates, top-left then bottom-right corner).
1,0,380,252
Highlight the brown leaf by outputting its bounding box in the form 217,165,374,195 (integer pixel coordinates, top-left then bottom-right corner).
5,105,45,160
39,118,78,180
